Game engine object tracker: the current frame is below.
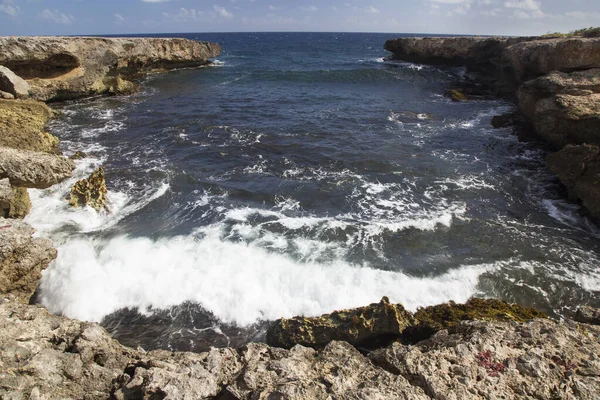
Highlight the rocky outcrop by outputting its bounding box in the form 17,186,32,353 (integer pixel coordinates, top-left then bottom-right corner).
385,35,600,219
0,99,59,154
68,166,109,211
575,306,600,325
267,297,544,350
0,147,75,189
0,37,221,102
0,219,56,302
0,65,30,98
2,297,599,400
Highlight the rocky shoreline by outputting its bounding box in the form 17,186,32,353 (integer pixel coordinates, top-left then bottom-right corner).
385,35,600,220
1,35,600,399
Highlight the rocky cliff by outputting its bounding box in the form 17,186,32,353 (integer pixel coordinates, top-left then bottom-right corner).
0,37,221,101
385,36,600,219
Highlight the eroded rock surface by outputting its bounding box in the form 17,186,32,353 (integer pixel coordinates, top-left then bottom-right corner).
0,99,59,154
0,37,221,101
0,147,75,189
370,319,600,399
69,166,109,211
0,218,56,302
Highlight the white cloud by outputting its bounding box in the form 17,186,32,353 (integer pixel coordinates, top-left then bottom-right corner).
300,6,318,12
365,6,380,14
429,0,471,4
114,13,125,24
163,7,206,21
141,0,173,3
214,5,233,18
39,9,74,24
565,11,600,19
505,0,544,19
0,0,19,17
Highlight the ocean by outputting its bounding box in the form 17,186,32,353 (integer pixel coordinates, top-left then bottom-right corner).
26,32,600,352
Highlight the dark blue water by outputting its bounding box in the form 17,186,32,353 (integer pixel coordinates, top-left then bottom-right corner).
28,32,600,352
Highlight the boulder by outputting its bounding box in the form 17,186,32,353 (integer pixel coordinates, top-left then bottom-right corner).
0,218,56,302
0,90,14,99
6,186,31,219
0,147,75,189
0,99,60,154
69,150,88,160
0,65,29,98
68,166,109,211
0,37,221,101
266,297,417,350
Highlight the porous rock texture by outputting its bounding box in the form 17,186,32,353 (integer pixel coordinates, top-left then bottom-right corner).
0,146,75,189
0,99,59,154
0,218,56,302
69,166,109,211
2,297,600,399
0,36,221,101
0,65,30,98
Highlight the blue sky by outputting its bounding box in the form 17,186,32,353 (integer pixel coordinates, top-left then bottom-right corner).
1,0,599,36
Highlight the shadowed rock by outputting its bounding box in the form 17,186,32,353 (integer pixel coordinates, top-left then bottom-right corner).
0,37,221,101
68,166,109,211
0,147,75,189
575,306,600,325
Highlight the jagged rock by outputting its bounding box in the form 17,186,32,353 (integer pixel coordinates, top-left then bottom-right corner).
109,76,139,95
0,99,60,154
0,37,221,101
547,144,600,218
503,37,600,80
0,65,30,98
0,218,56,302
370,319,600,399
6,186,31,219
267,298,545,350
575,306,600,325
0,299,138,399
0,179,13,216
446,89,468,102
0,146,75,189
69,166,109,211
266,297,417,350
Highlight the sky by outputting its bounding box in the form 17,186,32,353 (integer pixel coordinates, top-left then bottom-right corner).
0,0,599,36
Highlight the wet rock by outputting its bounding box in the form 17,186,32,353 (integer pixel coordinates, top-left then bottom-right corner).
370,319,600,399
547,144,600,218
68,166,109,211
0,37,221,101
0,65,29,98
575,306,600,325
0,218,56,302
266,297,417,350
0,99,60,154
446,89,468,102
0,146,75,189
69,150,88,160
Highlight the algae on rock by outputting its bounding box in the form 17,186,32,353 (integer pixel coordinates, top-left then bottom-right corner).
69,166,109,211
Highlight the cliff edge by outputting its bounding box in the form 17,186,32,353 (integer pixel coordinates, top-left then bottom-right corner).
0,37,221,101
385,36,600,220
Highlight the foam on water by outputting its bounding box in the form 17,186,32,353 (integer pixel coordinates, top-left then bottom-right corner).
37,227,497,325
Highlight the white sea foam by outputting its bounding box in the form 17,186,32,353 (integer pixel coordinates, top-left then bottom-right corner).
38,228,497,325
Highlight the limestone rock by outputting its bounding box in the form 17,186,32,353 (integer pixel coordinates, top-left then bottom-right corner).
0,179,12,214
69,150,88,160
68,166,109,211
503,37,600,80
0,299,138,399
0,146,75,189
0,218,56,302
266,297,417,349
6,186,31,219
370,319,600,399
0,37,221,101
547,144,600,218
446,89,468,102
0,99,60,154
0,65,30,98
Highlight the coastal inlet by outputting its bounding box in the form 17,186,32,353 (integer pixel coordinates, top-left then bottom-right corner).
26,32,600,352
